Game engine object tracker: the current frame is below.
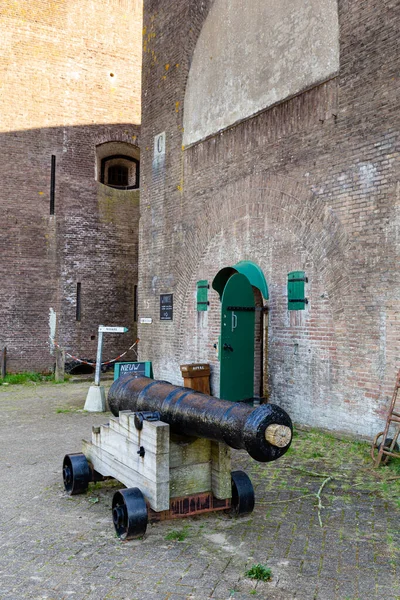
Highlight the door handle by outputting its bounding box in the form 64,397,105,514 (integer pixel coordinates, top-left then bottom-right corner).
232,312,237,331
223,343,233,352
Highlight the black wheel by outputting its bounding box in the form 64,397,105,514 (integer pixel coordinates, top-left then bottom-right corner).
112,488,148,540
231,470,255,516
63,453,91,495
372,432,400,465
378,437,399,454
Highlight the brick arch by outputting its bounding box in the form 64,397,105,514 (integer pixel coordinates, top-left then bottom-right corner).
174,174,355,397
93,129,140,149
175,174,350,319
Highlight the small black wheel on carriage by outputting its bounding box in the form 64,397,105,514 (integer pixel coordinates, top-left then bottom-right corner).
230,470,255,516
112,487,148,540
63,453,91,495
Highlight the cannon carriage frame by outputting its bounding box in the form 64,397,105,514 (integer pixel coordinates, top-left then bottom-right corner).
63,409,255,539
63,375,292,539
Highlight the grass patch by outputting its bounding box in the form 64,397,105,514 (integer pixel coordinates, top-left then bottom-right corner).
247,426,400,519
165,527,189,542
0,372,71,385
245,563,272,582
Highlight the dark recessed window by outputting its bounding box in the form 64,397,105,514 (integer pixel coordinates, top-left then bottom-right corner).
76,282,82,321
100,154,140,190
134,284,138,322
108,164,129,187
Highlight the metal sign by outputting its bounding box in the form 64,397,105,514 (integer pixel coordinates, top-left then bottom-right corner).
154,132,166,159
160,294,173,321
98,326,128,333
114,361,153,380
94,325,128,386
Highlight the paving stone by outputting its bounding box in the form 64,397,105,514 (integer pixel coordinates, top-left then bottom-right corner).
1,382,400,600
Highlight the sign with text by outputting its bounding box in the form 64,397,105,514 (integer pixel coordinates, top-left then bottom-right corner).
98,326,128,333
114,361,153,381
160,294,173,321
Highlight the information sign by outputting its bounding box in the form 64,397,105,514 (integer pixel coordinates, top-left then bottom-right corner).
160,294,173,321
114,361,153,380
98,326,128,333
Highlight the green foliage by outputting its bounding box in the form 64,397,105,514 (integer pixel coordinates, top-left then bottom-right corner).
165,527,189,542
245,564,272,582
249,426,400,514
0,371,70,385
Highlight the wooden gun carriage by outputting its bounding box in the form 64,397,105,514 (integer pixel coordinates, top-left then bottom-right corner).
63,375,292,539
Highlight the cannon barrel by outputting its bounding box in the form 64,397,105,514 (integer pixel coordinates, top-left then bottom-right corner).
108,375,292,463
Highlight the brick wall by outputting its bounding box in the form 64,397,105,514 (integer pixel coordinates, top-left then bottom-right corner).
139,0,400,437
0,1,142,372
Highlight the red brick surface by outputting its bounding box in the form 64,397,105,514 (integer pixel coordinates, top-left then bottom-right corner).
0,1,142,372
139,0,400,436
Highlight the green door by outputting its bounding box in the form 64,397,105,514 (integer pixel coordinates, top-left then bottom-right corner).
219,273,255,402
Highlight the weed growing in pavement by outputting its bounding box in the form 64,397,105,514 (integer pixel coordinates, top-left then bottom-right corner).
165,526,189,541
245,564,272,581
55,406,85,414
246,427,400,525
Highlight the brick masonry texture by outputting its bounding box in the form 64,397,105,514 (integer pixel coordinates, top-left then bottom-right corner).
138,0,400,437
0,1,142,372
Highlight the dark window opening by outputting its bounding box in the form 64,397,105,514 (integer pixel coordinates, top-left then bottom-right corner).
76,282,81,321
134,284,138,322
100,154,140,190
50,155,56,215
108,164,129,186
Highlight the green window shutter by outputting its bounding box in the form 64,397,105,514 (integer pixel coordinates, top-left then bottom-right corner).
287,271,308,310
197,280,209,311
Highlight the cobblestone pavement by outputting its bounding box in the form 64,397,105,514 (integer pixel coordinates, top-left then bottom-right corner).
0,382,399,600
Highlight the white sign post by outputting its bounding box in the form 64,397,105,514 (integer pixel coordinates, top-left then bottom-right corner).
84,325,128,412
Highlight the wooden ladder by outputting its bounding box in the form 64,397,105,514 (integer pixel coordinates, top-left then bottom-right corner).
371,369,400,466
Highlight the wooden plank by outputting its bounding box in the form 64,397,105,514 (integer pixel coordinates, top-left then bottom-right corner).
91,421,170,483
170,463,211,497
1,347,6,379
108,413,170,455
82,440,170,512
55,348,65,383
169,435,211,468
211,442,232,499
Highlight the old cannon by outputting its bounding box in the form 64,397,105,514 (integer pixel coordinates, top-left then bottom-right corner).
63,375,292,540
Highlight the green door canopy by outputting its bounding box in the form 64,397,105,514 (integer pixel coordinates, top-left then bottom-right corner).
212,261,269,300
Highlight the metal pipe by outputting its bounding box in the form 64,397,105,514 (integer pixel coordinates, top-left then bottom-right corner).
108,375,292,463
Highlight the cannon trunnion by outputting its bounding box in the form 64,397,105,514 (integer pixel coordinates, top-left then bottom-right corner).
63,376,293,540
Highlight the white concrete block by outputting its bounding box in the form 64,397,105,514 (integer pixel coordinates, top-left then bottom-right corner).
84,385,106,412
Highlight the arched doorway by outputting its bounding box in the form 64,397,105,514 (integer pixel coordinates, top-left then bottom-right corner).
212,261,269,403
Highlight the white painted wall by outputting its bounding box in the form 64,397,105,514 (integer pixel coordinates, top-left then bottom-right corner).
183,0,339,146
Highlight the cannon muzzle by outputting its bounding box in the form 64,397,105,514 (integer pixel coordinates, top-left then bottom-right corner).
108,375,292,462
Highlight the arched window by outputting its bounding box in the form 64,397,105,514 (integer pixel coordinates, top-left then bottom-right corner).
101,155,139,189
96,142,140,190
